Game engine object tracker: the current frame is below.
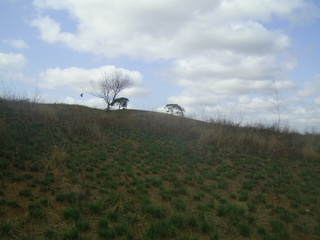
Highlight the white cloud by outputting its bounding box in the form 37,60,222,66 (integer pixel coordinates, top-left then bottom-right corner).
3,39,29,49
0,52,27,69
38,65,150,98
298,74,320,97
63,96,106,109
30,0,316,59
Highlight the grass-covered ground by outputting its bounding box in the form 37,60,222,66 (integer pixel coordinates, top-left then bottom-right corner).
0,98,319,240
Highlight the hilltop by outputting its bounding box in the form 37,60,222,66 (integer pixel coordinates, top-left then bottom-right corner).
0,98,319,240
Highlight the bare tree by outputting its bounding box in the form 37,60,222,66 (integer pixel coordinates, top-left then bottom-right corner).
271,80,287,132
86,69,132,110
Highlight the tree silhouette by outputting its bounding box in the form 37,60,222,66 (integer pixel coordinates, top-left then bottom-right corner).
164,104,185,117
86,69,132,110
111,97,129,109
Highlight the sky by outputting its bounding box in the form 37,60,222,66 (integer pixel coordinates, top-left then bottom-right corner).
1,0,320,132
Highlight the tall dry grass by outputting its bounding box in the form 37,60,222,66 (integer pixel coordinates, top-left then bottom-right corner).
197,117,320,161
1,95,319,162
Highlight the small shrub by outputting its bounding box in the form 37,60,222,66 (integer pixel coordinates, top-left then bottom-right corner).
63,207,81,221
0,160,8,169
88,200,104,215
187,215,198,228
150,177,162,187
7,201,20,208
174,199,187,211
242,180,254,191
63,228,80,240
160,189,173,201
217,178,229,190
193,192,205,201
107,209,118,222
146,220,177,238
44,228,56,238
230,193,236,199
273,206,294,223
239,223,251,236
257,225,267,235
173,186,188,195
0,222,14,236
255,193,266,204
55,191,78,205
217,204,245,225
247,201,256,212
143,204,166,219
29,202,46,219
201,221,212,233
76,220,90,231
169,214,185,229
239,190,248,201
98,217,109,229
19,189,32,197
270,219,285,233
29,161,41,171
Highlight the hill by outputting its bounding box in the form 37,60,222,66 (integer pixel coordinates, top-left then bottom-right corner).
0,98,319,240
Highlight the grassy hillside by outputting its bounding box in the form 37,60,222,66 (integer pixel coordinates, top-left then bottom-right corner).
0,98,319,240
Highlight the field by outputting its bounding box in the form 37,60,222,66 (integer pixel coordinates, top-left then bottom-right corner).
0,98,319,240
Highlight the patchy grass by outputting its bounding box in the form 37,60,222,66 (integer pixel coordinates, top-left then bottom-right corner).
0,97,319,239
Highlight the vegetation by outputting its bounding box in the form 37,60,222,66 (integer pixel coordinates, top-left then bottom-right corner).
111,97,129,109
164,103,185,117
86,69,132,110
0,95,319,239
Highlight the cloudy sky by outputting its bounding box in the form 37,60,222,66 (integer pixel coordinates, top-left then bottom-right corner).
1,0,320,132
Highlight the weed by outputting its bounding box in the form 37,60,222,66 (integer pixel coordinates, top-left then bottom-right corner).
186,215,198,228
88,200,105,215
63,228,80,240
193,192,205,201
239,190,249,201
174,198,187,211
201,221,212,233
29,202,46,219
107,209,119,222
29,161,41,171
239,223,251,236
44,228,56,239
146,219,177,238
293,222,308,233
0,221,14,236
0,160,8,169
170,214,185,229
63,207,81,221
98,217,109,229
270,219,285,233
173,186,188,196
242,180,255,191
217,204,245,225
55,191,79,205
143,204,166,218
76,220,90,231
247,201,256,212
19,189,32,197
273,206,294,223
257,225,267,235
217,178,229,190
160,189,173,201
7,200,20,208
255,193,266,204
230,193,236,199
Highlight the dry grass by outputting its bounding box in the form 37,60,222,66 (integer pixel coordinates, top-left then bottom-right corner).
1,95,319,162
